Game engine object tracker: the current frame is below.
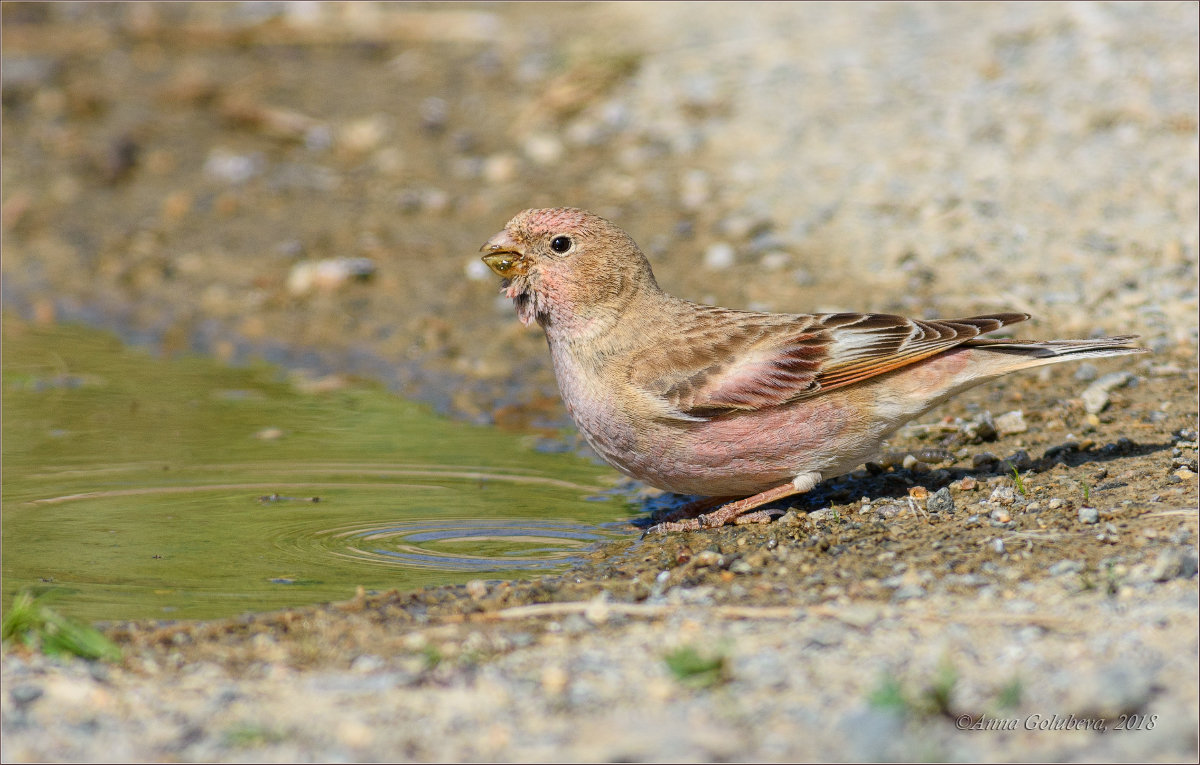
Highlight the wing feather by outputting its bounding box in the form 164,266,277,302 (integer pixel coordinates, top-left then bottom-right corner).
628,308,1029,420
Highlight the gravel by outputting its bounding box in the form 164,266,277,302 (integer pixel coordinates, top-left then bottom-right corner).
1,3,1196,761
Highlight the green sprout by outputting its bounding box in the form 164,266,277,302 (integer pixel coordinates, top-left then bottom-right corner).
996,677,1023,710
1011,466,1026,495
664,645,728,688
2,590,121,662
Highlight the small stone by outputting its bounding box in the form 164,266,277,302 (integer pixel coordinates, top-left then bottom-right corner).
1000,449,1034,472
988,486,1018,506
584,594,610,624
203,148,264,185
989,508,1012,524
961,412,997,442
1081,371,1135,414
875,503,904,519
465,579,488,600
926,487,956,514
907,486,929,501
729,559,753,574
892,585,926,600
9,684,43,709
991,538,1006,554
1150,548,1199,581
902,454,919,470
1173,468,1196,481
972,453,999,471
465,258,493,281
780,509,805,526
679,169,711,209
480,149,520,181
338,116,387,154
693,550,723,568
703,242,736,270
419,97,448,133
1048,498,1064,510
1078,506,1100,524
287,258,376,295
523,133,564,166
1048,559,1083,576
956,476,978,492
995,409,1028,436
1073,363,1099,382
350,654,385,673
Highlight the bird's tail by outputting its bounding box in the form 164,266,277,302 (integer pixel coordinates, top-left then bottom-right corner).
966,335,1148,371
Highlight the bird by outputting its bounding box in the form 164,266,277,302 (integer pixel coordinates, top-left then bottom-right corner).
479,207,1147,533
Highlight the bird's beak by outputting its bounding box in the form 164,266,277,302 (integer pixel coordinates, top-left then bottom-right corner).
479,231,528,278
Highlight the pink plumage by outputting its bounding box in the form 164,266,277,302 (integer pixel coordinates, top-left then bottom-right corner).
481,207,1147,532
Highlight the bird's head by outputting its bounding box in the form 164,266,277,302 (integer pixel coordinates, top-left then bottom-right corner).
480,207,658,330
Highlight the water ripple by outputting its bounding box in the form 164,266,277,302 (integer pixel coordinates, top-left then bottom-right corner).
302,518,615,572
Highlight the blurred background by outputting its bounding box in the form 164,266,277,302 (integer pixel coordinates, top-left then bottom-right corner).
3,2,1197,425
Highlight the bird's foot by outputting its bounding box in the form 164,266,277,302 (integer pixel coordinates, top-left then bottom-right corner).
642,475,819,535
647,495,728,525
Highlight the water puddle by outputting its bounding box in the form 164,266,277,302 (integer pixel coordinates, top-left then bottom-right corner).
2,317,634,623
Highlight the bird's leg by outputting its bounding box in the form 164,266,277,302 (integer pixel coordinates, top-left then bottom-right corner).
646,472,821,534
648,495,729,524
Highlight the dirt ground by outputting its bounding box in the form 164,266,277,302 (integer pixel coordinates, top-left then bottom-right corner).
2,3,1197,761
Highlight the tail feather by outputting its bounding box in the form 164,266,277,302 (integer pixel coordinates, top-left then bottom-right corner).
967,334,1148,369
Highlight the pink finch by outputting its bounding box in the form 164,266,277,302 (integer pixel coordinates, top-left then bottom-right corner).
480,207,1146,533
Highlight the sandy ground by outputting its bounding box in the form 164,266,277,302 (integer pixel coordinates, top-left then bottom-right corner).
2,3,1197,761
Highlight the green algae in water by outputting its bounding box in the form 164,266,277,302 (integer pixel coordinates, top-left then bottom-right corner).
2,317,631,623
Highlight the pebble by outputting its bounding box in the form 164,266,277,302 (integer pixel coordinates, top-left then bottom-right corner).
338,116,387,154
926,487,955,514
287,258,376,295
994,409,1027,436
203,148,264,185
1047,559,1083,576
989,508,1012,524
1047,498,1064,510
972,452,998,471
1078,506,1100,524
703,242,736,270
729,559,753,575
482,153,520,184
418,97,448,133
692,550,724,568
1073,363,1100,382
999,449,1034,473
464,258,493,281
988,486,1019,506
9,684,44,709
523,133,564,166
960,412,997,443
1149,548,1199,581
679,169,711,209
1081,371,1135,415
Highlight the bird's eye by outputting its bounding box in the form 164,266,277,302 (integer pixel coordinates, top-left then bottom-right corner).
550,235,573,254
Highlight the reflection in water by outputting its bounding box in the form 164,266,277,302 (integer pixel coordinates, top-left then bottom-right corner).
2,318,635,622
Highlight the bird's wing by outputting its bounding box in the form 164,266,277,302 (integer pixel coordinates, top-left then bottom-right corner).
629,309,1029,419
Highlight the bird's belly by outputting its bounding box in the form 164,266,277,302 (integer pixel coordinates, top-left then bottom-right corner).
645,399,873,495
575,394,879,498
